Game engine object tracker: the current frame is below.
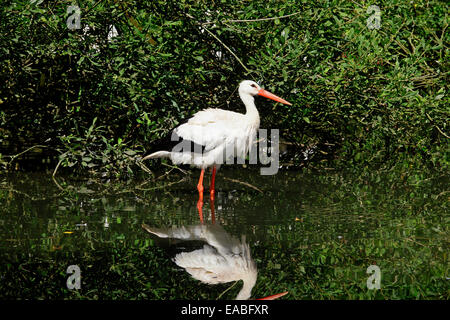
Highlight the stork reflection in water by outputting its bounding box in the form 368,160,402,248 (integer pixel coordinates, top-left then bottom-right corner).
142,201,288,300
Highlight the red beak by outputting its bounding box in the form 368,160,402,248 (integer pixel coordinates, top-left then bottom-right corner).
256,291,289,300
258,89,292,106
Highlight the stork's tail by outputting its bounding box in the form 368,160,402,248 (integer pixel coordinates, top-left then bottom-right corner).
142,224,169,238
141,150,171,161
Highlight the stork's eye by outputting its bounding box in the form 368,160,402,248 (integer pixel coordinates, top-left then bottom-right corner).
250,84,257,88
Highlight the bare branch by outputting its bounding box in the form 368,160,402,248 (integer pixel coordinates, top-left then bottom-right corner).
200,24,253,74
223,177,263,193
225,11,301,23
426,113,449,139
185,13,253,74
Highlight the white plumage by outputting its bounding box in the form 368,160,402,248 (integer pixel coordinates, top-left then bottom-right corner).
142,223,257,300
172,109,257,168
141,80,291,206
142,80,291,167
143,80,267,168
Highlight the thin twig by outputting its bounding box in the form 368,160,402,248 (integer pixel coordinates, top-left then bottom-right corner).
223,177,263,193
185,13,252,74
201,24,252,74
162,162,190,175
216,280,239,300
134,177,186,191
349,0,364,8
52,175,65,192
225,12,301,23
135,178,155,189
1,184,66,200
6,144,47,166
53,158,62,177
84,0,103,16
426,113,449,139
136,159,154,175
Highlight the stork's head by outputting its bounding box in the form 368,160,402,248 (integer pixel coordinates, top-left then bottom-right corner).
239,80,292,105
239,80,262,96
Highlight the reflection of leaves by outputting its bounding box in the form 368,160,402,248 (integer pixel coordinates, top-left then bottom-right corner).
30,0,44,5
0,168,448,299
78,187,95,194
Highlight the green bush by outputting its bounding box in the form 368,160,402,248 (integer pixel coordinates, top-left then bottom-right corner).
0,0,448,175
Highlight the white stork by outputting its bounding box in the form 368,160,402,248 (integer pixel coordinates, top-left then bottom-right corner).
142,223,288,300
142,80,292,204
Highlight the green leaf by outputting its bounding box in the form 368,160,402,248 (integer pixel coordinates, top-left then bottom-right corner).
124,150,136,156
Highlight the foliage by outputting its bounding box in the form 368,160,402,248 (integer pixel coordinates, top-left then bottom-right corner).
57,117,146,178
0,0,448,175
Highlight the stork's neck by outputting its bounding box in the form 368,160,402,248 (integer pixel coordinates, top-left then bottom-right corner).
239,92,260,121
235,272,257,300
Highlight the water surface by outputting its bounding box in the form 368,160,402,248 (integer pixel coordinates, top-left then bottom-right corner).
0,168,448,299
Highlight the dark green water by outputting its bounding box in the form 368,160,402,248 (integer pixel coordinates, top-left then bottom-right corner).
0,168,448,299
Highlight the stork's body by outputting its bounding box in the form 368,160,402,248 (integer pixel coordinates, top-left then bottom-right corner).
142,80,291,204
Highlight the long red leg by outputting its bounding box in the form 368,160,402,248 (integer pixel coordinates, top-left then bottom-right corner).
197,169,205,223
210,195,216,224
210,166,216,201
256,291,289,300
197,198,204,224
197,169,205,202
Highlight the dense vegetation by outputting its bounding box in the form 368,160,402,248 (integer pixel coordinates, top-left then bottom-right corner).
0,0,448,176
1,1,447,303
